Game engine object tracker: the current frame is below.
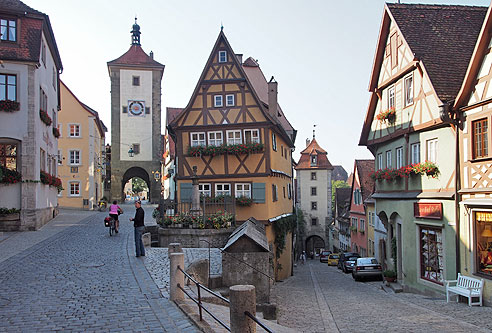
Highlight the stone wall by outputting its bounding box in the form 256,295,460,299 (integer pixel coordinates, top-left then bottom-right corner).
222,252,270,303
158,227,233,248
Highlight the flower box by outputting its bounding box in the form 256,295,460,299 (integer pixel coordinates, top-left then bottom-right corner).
188,143,264,157
0,166,22,184
0,100,20,112
376,107,396,123
236,196,253,206
371,161,440,181
52,127,60,138
39,109,52,126
0,212,20,221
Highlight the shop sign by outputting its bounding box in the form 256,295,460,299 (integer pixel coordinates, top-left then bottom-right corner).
476,212,492,222
414,202,442,220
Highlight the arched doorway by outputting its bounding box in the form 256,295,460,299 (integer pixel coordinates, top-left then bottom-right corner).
122,167,151,202
305,235,325,259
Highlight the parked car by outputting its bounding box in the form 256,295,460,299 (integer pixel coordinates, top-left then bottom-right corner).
337,252,360,270
342,255,360,273
327,253,340,266
352,257,383,281
319,250,332,263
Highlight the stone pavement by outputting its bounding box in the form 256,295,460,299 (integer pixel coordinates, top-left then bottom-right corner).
272,259,492,333
0,205,199,332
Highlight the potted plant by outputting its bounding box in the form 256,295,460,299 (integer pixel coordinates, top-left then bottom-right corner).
383,270,397,282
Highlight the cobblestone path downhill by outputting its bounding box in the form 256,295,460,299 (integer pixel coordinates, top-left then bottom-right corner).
0,208,198,332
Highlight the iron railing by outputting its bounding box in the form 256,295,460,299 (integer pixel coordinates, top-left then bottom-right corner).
176,265,273,332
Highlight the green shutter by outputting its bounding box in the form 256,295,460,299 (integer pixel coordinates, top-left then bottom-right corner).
180,183,193,202
252,182,265,203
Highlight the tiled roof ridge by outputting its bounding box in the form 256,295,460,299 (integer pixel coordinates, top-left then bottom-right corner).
243,56,259,67
0,0,44,15
387,3,487,10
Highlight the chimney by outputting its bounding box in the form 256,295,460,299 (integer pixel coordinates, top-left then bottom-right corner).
236,54,243,64
150,51,154,59
306,138,311,147
268,76,277,115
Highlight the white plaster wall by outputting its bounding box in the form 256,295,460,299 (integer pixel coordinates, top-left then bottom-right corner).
120,69,153,161
298,168,330,234
88,117,95,208
0,184,21,209
0,63,28,140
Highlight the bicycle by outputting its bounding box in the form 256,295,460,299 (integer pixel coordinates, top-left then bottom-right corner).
104,216,117,236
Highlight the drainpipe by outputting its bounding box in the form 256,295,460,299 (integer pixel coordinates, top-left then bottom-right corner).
440,101,460,274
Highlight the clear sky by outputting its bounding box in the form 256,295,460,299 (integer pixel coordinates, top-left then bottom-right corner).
27,0,490,173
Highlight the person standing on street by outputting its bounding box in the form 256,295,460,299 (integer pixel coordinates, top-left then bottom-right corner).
130,200,145,257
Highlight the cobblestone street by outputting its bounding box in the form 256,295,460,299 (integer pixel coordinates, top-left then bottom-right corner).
0,206,198,332
273,259,492,332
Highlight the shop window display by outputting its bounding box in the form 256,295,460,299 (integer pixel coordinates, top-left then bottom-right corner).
476,212,492,277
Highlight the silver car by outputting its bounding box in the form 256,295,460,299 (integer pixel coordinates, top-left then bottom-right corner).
352,257,383,281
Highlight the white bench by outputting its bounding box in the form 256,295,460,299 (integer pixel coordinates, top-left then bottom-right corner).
445,273,484,306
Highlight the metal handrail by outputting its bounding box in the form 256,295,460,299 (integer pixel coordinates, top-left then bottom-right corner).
178,266,230,303
245,311,273,333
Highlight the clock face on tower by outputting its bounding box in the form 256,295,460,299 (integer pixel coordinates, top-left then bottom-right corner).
129,101,145,116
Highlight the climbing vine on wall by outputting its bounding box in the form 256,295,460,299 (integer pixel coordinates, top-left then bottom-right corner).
273,214,297,262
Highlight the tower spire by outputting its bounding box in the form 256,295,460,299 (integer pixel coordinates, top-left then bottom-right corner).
131,17,141,46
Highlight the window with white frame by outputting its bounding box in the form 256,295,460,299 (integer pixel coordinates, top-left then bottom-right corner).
411,142,420,164
227,130,242,145
396,147,403,168
272,184,278,202
404,74,413,106
190,132,206,147
272,133,277,151
386,150,392,168
351,217,358,228
219,50,227,63
244,129,260,144
388,85,395,110
0,74,17,101
426,139,438,163
69,182,80,196
235,183,251,198
360,219,365,232
69,124,80,137
226,94,235,106
208,131,223,146
1,19,16,42
214,95,223,107
377,153,383,170
69,150,80,165
199,183,211,197
215,183,231,196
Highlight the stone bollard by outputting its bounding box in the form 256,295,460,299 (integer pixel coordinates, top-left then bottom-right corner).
170,252,185,301
230,285,256,333
168,242,183,255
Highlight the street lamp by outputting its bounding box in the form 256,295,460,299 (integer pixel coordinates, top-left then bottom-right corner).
128,146,135,158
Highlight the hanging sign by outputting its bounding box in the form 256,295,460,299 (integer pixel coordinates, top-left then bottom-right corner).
414,202,442,220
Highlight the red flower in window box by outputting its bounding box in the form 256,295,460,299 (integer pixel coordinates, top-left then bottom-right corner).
376,107,396,123
39,110,52,126
0,100,20,112
52,127,60,138
0,166,22,184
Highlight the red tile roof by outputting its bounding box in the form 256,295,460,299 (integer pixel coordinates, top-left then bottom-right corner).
108,45,165,68
0,0,62,70
295,138,333,170
355,159,375,203
387,3,487,102
165,107,184,158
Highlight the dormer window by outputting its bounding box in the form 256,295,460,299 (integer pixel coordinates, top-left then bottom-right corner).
310,155,317,166
219,51,227,63
0,19,16,42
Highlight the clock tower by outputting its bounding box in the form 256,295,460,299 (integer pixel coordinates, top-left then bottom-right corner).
107,19,165,202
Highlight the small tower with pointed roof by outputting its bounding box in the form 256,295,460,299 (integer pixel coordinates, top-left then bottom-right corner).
295,129,334,253
107,19,165,203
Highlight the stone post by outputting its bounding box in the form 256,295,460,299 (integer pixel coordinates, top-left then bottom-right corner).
170,252,184,301
191,166,201,216
168,242,183,255
229,285,256,333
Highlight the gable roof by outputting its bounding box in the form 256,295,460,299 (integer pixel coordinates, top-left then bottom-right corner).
360,3,486,146
355,159,375,203
222,217,269,252
0,0,62,70
169,30,295,147
455,5,492,109
386,3,487,102
295,138,333,170
165,107,184,158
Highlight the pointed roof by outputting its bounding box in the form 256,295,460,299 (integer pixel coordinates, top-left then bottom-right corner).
360,3,486,146
169,30,295,147
107,45,165,69
455,5,492,109
386,3,487,102
295,138,333,170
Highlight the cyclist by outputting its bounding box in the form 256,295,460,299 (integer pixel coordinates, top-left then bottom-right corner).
109,200,123,233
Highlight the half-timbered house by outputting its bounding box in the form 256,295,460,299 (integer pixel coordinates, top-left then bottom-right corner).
168,30,296,280
359,3,486,295
453,4,492,305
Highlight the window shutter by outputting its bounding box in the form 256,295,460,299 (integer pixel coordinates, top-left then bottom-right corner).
180,183,193,202
252,183,265,203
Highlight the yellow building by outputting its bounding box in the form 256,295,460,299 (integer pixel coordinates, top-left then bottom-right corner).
58,81,107,209
169,30,296,280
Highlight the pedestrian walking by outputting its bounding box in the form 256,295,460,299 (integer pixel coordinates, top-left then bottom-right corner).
300,251,306,265
129,200,145,257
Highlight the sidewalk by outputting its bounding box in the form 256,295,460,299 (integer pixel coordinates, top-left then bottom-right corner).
0,208,97,264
